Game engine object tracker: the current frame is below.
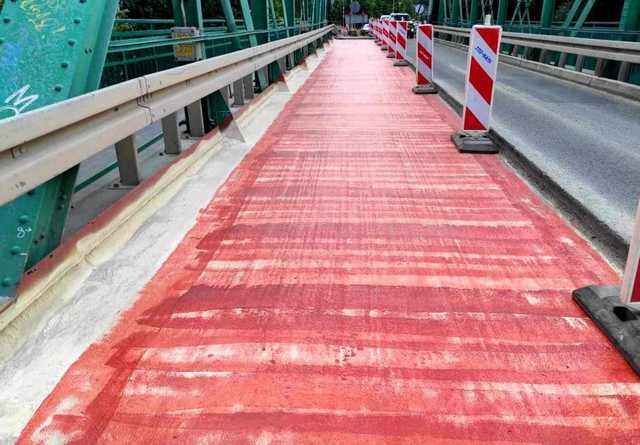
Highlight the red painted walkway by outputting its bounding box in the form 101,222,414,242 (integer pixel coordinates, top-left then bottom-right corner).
20,40,640,443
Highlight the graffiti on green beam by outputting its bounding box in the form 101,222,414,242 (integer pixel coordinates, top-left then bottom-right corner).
0,85,40,119
18,0,66,33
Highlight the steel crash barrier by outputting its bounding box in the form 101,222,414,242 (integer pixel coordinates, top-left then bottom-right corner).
0,25,335,307
433,25,640,99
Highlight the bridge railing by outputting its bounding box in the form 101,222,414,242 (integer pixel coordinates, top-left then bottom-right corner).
0,25,333,208
434,26,640,96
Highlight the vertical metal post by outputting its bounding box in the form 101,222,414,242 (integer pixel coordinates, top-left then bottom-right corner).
243,75,255,99
240,0,269,90
171,0,204,28
115,135,141,186
187,101,206,137
162,113,182,155
469,0,481,24
620,0,640,32
496,0,508,25
232,79,245,106
540,0,556,28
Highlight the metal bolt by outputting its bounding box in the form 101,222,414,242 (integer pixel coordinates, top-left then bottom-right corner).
3,18,11,24
61,62,69,68
73,18,81,24
54,84,63,92
1,278,12,288
18,215,29,224
10,246,20,255
68,39,76,46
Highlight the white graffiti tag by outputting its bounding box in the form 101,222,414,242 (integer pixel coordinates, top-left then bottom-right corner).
0,85,40,118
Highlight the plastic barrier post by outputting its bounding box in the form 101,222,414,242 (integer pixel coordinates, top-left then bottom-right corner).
387,20,397,58
413,24,437,94
572,200,640,375
381,20,389,51
452,25,502,154
393,21,409,66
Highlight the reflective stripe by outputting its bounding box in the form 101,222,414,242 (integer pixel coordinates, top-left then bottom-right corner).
416,24,434,86
396,21,408,60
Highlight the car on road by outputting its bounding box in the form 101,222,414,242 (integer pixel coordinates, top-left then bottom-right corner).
388,13,415,38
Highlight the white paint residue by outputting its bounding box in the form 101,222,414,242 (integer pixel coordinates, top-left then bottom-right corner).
255,431,274,445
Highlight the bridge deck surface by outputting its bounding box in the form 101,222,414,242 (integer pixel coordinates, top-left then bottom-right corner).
19,40,640,443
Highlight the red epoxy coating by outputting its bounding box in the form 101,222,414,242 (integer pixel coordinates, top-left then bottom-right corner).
19,41,640,444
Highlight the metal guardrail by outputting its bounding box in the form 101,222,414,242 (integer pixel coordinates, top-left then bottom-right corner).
0,25,334,207
434,26,640,83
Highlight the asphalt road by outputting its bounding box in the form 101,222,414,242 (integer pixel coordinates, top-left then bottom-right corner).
406,39,640,244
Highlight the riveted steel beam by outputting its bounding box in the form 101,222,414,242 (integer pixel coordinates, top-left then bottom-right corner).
0,0,119,300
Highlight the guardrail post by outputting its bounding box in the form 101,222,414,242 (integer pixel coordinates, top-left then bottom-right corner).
232,79,245,106
186,101,206,137
243,75,255,99
594,58,606,77
161,112,182,155
115,135,141,186
575,55,585,72
558,52,568,68
618,62,631,82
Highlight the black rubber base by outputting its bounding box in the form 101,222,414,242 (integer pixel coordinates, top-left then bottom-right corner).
393,60,409,66
386,53,395,58
451,131,499,154
412,85,438,95
573,285,640,375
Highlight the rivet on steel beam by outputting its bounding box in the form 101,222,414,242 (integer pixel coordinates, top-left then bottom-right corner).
73,18,81,24
61,62,69,69
2,18,11,24
54,85,63,92
18,215,30,224
1,278,12,288
68,39,76,46
10,246,20,255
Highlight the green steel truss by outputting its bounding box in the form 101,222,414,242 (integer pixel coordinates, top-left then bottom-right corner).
0,0,328,302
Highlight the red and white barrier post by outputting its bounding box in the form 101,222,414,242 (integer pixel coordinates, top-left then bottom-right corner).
374,21,382,45
413,24,437,94
622,203,640,307
381,19,389,51
452,25,502,154
393,20,409,66
387,20,397,58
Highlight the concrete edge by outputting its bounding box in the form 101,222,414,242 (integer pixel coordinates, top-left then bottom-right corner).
435,38,640,103
432,77,629,269
0,50,331,349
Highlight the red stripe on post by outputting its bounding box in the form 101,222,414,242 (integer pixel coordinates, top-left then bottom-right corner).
417,46,432,69
463,108,486,131
469,57,494,104
631,265,640,303
477,27,500,54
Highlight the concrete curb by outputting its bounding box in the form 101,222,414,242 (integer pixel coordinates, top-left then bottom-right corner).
436,38,640,103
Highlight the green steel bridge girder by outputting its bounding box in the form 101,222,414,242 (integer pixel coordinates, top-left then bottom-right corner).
0,0,120,300
436,0,637,30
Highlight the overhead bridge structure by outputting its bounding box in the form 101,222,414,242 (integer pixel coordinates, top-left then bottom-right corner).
1,0,640,443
